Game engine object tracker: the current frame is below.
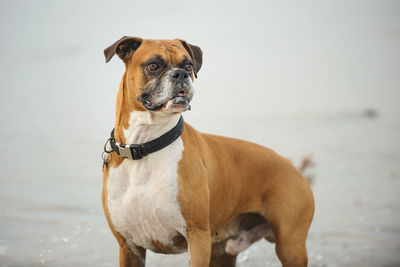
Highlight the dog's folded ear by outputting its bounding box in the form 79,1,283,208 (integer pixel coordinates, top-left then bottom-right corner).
104,36,143,63
179,40,203,78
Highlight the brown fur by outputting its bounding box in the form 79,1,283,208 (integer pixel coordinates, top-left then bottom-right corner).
210,241,237,267
102,37,315,267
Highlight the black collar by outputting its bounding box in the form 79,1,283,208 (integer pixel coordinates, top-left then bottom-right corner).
109,116,184,160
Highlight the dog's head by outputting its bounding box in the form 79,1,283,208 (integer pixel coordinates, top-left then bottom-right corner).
104,37,202,113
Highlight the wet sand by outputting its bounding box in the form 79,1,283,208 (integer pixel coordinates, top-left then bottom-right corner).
1,110,399,267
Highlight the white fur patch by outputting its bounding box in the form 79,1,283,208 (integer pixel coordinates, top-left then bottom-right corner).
107,112,187,253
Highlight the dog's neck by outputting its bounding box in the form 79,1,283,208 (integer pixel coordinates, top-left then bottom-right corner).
121,111,181,145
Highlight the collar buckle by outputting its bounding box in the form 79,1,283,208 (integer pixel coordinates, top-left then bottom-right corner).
115,143,133,159
115,143,146,160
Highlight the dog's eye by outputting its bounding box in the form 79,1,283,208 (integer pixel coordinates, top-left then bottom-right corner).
147,63,159,71
184,64,193,72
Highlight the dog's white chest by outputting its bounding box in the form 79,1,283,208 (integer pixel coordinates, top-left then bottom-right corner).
106,138,187,253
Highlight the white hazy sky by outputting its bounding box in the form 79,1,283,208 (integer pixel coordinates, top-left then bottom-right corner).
0,0,399,126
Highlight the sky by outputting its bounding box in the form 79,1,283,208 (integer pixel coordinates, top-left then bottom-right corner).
0,0,399,129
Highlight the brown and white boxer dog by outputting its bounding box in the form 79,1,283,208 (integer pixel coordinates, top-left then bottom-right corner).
102,36,314,267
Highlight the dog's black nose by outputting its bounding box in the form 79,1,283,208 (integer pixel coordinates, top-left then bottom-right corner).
171,69,189,81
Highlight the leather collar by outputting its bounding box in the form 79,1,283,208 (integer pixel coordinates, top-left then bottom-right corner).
109,116,184,160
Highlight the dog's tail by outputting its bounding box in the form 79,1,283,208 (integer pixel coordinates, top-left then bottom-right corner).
298,154,315,185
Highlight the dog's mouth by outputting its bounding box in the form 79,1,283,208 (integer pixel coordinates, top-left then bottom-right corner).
141,91,191,112
162,91,191,111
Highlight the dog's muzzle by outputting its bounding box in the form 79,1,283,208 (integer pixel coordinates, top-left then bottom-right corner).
140,68,194,111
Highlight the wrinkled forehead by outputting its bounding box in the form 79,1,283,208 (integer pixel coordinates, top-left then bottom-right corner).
132,39,190,65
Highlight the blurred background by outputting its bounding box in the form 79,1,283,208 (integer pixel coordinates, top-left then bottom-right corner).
0,0,399,266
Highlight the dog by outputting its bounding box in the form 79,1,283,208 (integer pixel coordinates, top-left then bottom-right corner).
102,36,314,267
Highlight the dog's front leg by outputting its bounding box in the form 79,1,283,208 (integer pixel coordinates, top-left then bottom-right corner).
118,241,146,267
187,227,211,267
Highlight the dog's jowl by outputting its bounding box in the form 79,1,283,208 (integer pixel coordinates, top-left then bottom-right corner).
102,36,314,267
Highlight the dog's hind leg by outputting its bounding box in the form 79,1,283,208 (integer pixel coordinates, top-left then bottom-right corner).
210,240,237,267
262,177,314,267
272,223,309,267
